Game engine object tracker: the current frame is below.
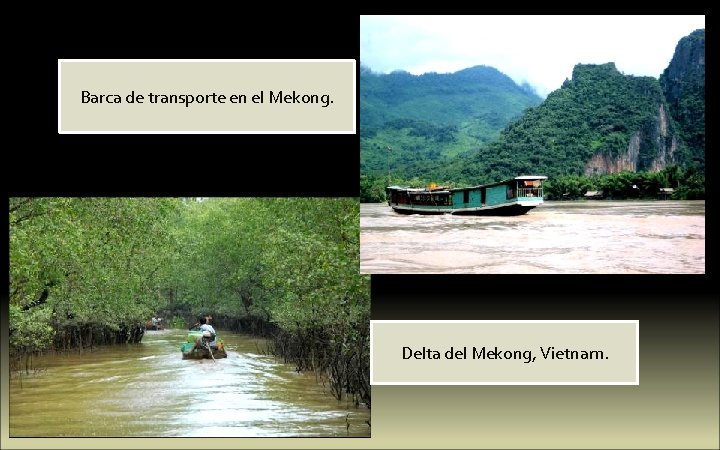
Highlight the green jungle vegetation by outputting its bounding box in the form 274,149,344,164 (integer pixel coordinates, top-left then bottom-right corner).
433,63,687,183
360,65,542,179
362,164,704,202
660,29,705,172
9,197,369,408
361,31,705,203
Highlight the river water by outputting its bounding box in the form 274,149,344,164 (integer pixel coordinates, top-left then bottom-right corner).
9,329,370,437
360,200,705,274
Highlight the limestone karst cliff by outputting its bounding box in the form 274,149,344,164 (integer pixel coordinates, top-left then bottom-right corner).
660,29,705,170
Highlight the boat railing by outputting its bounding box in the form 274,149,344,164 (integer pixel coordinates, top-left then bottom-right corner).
518,187,543,198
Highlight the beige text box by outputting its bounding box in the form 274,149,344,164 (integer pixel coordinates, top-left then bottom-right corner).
371,320,639,385
58,60,355,133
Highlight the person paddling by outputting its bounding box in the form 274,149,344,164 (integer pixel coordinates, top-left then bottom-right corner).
190,314,213,330
198,316,217,349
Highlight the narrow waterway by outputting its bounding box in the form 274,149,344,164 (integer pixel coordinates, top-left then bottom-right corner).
9,328,370,437
361,200,705,274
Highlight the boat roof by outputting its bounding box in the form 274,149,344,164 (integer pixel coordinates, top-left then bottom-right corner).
387,176,547,193
386,186,451,194
387,186,426,192
451,175,547,191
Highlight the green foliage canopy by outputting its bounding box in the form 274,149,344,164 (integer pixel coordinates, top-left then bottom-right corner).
360,65,542,181
9,197,181,351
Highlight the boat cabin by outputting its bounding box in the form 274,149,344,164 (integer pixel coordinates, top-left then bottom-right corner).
387,176,547,216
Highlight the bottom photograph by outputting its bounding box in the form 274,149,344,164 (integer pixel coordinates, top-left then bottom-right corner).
8,197,370,437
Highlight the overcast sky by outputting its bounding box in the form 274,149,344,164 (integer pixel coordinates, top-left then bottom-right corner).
360,15,705,97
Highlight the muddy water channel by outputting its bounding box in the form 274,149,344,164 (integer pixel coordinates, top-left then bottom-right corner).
361,200,705,274
9,328,370,437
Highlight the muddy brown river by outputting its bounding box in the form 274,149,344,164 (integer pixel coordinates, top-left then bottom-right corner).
361,200,705,274
9,328,370,437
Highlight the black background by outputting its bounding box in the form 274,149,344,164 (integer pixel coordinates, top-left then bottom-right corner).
47,13,360,198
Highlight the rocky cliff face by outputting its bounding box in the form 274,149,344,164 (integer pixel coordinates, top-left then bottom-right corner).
580,26,705,178
660,29,705,104
584,103,679,175
584,135,639,175
644,103,679,172
659,29,705,170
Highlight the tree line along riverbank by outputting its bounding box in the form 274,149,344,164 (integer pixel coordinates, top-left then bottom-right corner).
9,197,370,408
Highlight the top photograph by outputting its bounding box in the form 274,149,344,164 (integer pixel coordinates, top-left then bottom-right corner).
359,15,705,274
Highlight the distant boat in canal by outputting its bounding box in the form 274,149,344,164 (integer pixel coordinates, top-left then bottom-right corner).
386,176,547,216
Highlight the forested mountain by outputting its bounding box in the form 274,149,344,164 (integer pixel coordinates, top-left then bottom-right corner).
430,62,688,185
361,30,705,201
360,65,543,177
660,29,705,172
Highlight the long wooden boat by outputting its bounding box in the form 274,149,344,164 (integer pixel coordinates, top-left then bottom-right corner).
387,176,547,216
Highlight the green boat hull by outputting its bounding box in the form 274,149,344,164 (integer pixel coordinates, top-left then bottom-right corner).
181,344,228,360
181,331,227,359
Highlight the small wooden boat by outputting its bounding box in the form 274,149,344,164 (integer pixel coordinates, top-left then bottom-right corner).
146,317,164,330
387,176,547,216
181,330,227,360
